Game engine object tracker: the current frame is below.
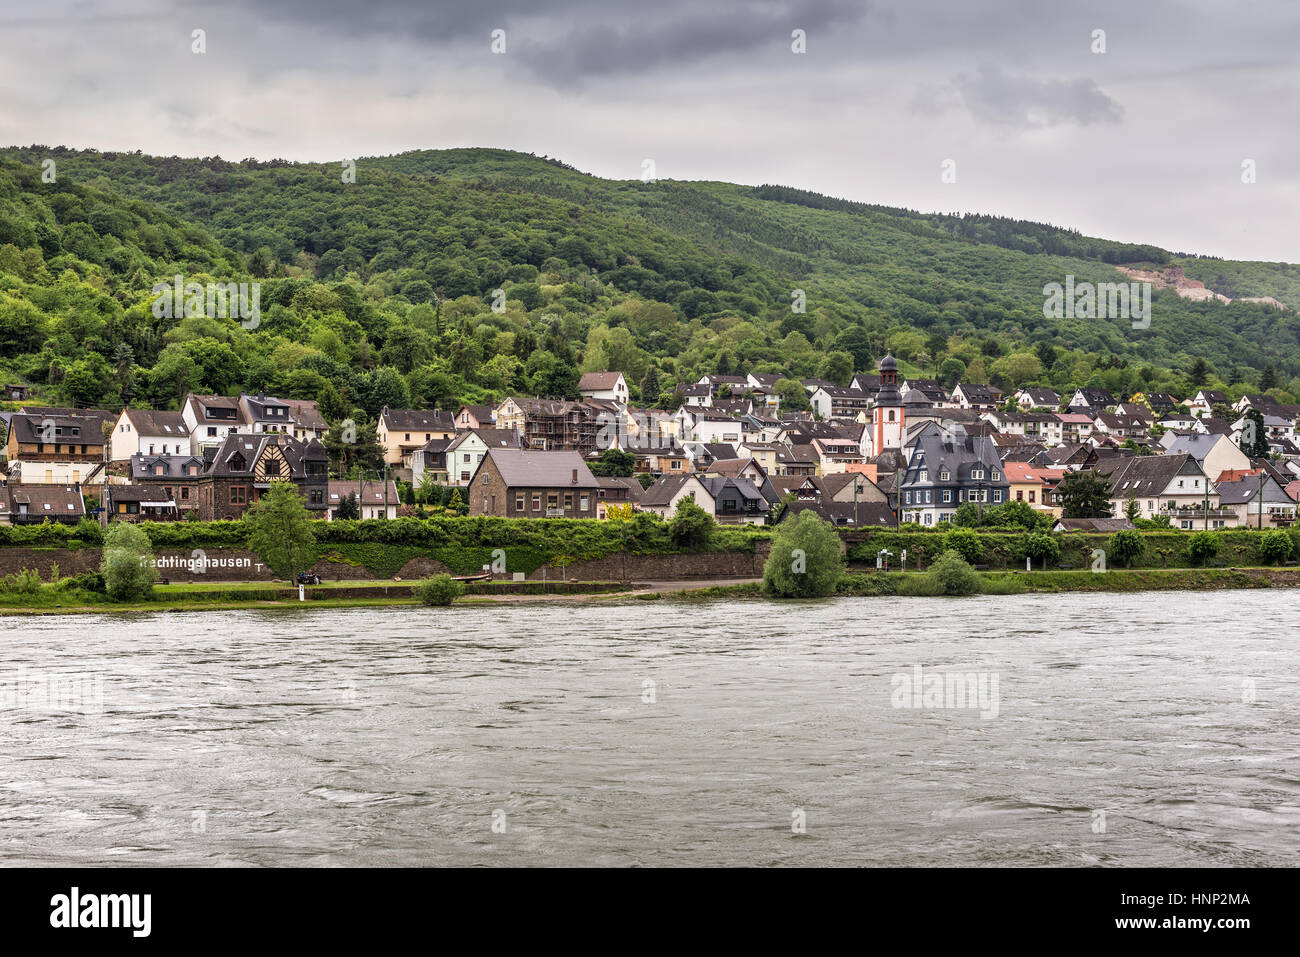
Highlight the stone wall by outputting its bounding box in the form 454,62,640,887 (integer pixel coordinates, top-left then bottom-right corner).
0,544,770,582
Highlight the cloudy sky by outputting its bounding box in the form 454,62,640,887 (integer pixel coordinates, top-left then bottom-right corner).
1,0,1296,261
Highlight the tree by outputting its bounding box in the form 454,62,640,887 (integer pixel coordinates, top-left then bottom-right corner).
1123,495,1140,523
1057,469,1113,518
604,503,635,521
832,327,874,371
243,481,317,581
1016,531,1060,568
101,521,154,601
1240,408,1270,458
926,549,982,595
589,448,636,477
1260,363,1278,391
938,357,966,388
1258,529,1294,565
333,492,360,520
819,350,854,387
1107,529,1145,568
942,526,984,563
669,498,714,549
1188,357,1210,387
762,510,844,598
773,378,808,411
1185,531,1220,566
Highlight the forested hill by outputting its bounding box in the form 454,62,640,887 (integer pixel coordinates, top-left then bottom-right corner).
2,144,1299,421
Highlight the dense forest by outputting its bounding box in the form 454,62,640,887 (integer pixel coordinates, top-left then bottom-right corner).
2,145,1299,437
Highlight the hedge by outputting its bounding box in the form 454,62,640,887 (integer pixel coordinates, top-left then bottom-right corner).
847,528,1299,570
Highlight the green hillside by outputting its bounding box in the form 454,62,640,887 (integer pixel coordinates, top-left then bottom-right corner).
2,145,1298,435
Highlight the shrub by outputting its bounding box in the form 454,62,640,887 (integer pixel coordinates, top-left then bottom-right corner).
762,511,844,598
1185,531,1221,566
101,522,155,601
413,573,464,606
924,549,982,596
1015,532,1060,568
0,568,42,595
1107,530,1145,568
1258,529,1294,565
669,498,715,549
942,527,983,564
58,571,106,593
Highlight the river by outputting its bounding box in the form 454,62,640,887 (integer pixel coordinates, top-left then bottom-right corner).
2,591,1297,866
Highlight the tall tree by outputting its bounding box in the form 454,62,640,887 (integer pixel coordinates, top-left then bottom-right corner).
1057,469,1114,519
243,482,318,581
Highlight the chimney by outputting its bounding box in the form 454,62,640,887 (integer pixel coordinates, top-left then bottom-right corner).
571,468,578,484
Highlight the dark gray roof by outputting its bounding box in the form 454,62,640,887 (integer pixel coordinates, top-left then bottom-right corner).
780,500,894,527
382,407,456,432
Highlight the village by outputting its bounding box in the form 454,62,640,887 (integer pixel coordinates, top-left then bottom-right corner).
2,355,1297,536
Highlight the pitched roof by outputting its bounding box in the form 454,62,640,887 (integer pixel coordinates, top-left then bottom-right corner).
0,483,85,518
326,480,400,505
780,500,894,527
481,449,597,487
1099,453,1199,497
283,399,328,430
577,371,625,391
641,473,701,507
1054,518,1134,532
8,413,106,445
122,408,190,436
381,407,455,432
447,427,521,451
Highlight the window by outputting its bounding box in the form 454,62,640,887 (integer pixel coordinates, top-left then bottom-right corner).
405,433,410,441
939,471,950,481
904,491,912,504
515,494,525,511
993,490,1002,502
564,493,573,508
181,487,190,500
971,469,984,480
919,470,928,483
547,494,558,509
264,459,281,477
942,490,952,503
1016,490,1024,501
580,495,589,511
991,471,1000,481
207,427,217,437
309,490,323,505
481,474,489,485
230,486,247,505
1028,490,1036,503
463,453,471,462
460,471,470,481
532,494,541,511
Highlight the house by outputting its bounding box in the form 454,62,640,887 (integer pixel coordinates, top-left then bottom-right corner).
237,393,295,437
697,374,749,397
1092,412,1150,440
193,433,329,521
4,413,106,484
1214,474,1295,528
898,423,1009,526
1014,387,1062,411
778,499,895,527
109,409,191,461
982,410,1057,440
593,476,644,519
677,383,713,408
640,473,769,524
326,480,400,520
577,371,629,405
496,397,601,454
1156,412,1201,432
1001,461,1066,515
771,442,818,477
445,428,522,486
1132,392,1179,415
808,385,870,421
410,437,453,489
377,407,456,469
282,400,329,443
1097,453,1216,523
106,484,178,522
1231,412,1296,449
128,453,205,514
181,394,243,452
1163,433,1250,483
1186,389,1230,417
455,404,497,430
699,457,768,486
0,483,85,525
4,384,31,401
467,449,599,518
950,383,1004,411
677,409,744,445
1069,388,1116,411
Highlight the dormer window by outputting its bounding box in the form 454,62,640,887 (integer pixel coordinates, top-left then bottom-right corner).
971,468,985,480
230,452,246,471
939,470,950,481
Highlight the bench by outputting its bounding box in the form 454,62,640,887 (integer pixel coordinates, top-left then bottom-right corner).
972,564,990,571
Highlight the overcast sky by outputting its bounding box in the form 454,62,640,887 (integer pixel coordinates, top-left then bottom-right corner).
1,0,1296,261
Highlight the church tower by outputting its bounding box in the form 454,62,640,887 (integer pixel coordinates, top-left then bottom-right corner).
872,353,905,455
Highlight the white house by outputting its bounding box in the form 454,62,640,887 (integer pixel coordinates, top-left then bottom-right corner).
326,480,400,520
577,371,629,405
109,409,191,461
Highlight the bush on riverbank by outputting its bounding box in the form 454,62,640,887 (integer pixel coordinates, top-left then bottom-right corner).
762,511,843,598
413,574,464,606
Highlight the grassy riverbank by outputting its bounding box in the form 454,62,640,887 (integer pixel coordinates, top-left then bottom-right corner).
1,566,1296,615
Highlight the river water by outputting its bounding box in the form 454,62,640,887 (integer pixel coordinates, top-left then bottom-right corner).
2,592,1298,867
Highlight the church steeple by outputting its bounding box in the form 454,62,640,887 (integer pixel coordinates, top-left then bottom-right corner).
871,353,905,454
